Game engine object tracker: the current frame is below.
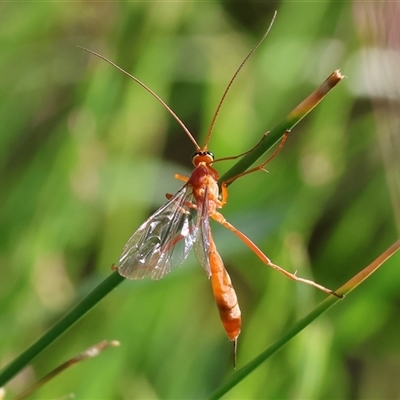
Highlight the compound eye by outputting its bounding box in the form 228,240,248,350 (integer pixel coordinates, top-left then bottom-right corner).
205,151,214,160
191,151,201,161
191,151,215,166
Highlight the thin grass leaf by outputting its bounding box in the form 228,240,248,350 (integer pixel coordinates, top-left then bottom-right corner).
0,273,123,387
221,70,344,185
14,340,120,400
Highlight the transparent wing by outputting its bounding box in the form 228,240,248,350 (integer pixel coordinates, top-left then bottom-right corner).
118,185,200,280
193,188,211,278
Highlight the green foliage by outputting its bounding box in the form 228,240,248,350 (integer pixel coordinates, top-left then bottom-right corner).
1,2,399,399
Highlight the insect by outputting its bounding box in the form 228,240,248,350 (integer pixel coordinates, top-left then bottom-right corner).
80,14,340,367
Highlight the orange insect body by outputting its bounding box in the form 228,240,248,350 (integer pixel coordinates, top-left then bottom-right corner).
81,12,340,367
117,146,243,357
209,235,241,342
189,153,241,348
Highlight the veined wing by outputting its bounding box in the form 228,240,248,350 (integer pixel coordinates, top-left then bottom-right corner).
118,184,200,280
193,187,211,278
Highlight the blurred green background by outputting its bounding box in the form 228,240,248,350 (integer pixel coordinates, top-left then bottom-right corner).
1,1,399,399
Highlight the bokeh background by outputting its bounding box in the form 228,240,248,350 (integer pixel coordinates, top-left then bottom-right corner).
1,1,399,399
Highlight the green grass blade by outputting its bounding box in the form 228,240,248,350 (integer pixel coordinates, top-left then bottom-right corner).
0,272,124,387
220,70,344,185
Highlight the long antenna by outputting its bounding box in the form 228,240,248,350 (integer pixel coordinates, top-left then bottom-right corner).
203,11,277,150
77,46,201,151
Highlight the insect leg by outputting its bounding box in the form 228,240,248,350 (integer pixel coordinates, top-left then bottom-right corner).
213,131,270,164
211,211,343,298
222,130,290,186
174,174,189,182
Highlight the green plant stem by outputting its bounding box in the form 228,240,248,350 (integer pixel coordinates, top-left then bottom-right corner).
0,272,124,387
220,70,344,185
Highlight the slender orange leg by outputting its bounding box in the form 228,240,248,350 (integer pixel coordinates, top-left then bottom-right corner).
211,211,343,298
208,232,241,368
222,130,290,186
212,131,270,164
174,173,189,182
